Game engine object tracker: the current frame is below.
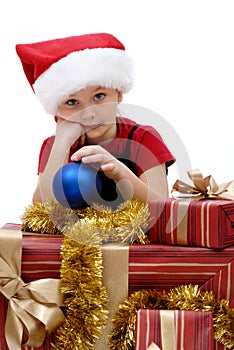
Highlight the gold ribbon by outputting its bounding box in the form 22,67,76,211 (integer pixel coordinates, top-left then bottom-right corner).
172,168,234,200
147,343,161,350
0,229,65,350
160,310,175,350
145,311,175,350
95,244,129,350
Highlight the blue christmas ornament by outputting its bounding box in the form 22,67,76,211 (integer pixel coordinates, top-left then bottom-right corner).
52,162,102,209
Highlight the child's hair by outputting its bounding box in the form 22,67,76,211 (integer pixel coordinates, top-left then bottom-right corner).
16,33,134,115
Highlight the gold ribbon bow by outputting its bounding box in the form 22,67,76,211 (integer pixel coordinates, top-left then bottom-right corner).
0,229,65,350
172,168,234,200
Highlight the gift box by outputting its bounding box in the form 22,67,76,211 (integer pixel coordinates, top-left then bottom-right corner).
4,224,233,306
1,224,233,349
134,309,214,350
0,225,64,350
128,244,234,350
128,243,234,308
149,199,234,249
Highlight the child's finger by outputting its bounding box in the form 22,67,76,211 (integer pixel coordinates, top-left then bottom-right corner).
81,153,111,165
100,163,115,172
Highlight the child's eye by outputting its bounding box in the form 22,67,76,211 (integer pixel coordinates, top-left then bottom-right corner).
66,99,79,106
94,93,105,101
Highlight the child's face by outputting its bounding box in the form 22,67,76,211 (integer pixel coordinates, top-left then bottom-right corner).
57,85,122,144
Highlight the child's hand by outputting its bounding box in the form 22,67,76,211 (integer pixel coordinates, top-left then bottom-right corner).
55,116,85,148
71,145,122,180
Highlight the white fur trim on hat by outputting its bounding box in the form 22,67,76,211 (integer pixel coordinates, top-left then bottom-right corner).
33,47,134,115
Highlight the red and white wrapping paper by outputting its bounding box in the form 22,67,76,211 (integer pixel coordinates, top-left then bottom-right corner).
5,223,234,308
149,199,234,249
128,244,234,308
134,309,214,350
0,225,62,350
1,224,233,350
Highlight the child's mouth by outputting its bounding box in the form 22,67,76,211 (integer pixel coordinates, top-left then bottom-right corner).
84,124,101,131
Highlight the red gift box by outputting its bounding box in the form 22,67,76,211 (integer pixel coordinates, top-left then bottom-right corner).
0,225,63,350
128,244,234,308
134,309,214,350
6,223,234,309
1,224,233,349
149,199,234,249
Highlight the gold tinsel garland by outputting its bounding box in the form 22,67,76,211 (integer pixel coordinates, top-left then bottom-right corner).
21,199,150,245
21,199,150,349
20,200,234,349
51,237,108,350
109,285,234,349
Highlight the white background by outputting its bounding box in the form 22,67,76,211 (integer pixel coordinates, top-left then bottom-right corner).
0,0,233,227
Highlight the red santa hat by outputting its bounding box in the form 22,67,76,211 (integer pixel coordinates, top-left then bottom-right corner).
16,33,134,115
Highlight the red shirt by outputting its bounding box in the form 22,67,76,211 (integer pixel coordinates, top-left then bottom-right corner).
38,116,175,175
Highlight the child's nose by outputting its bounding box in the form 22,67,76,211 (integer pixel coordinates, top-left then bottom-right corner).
81,106,96,120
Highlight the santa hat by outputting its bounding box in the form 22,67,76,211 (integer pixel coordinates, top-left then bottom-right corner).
16,33,134,115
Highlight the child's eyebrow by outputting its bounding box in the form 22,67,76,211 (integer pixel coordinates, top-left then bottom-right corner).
93,86,109,92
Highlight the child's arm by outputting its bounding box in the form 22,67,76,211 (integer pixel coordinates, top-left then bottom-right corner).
71,145,168,202
33,117,85,202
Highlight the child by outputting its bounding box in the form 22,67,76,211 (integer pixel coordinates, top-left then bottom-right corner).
16,33,175,208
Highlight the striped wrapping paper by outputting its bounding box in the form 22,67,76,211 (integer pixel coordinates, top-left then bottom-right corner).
0,226,63,350
1,224,233,350
134,309,214,350
128,244,234,308
129,244,234,350
149,199,234,249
